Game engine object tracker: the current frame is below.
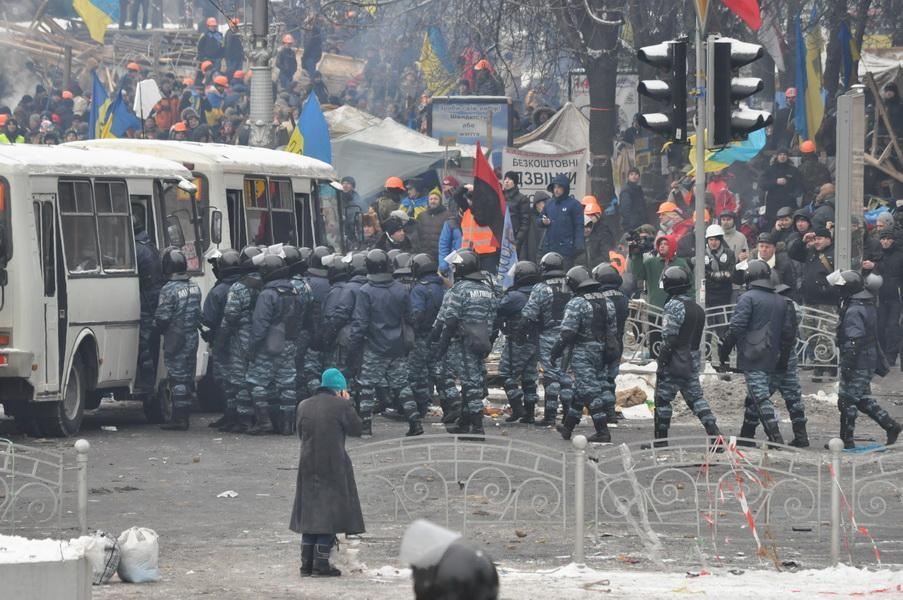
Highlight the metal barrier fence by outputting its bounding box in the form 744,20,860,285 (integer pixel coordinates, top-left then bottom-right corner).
0,438,90,535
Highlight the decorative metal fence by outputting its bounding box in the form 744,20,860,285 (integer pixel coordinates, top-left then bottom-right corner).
623,300,840,370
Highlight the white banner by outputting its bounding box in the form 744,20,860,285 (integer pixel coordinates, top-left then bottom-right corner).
501,147,588,199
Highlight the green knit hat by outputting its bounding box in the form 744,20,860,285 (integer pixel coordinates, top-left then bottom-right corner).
320,368,347,391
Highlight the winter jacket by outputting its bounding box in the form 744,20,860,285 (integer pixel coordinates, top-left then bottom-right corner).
438,216,463,273
873,243,903,302
787,239,837,306
504,186,531,253
798,155,832,205
415,204,448,261
628,235,694,309
704,242,736,306
202,274,240,337
224,29,244,71
760,161,803,222
576,220,613,270
135,230,162,301
538,175,584,258
320,281,356,350
276,46,297,79
289,391,364,535
349,275,410,357
619,181,647,233
810,197,836,232
838,298,879,371
408,274,445,334
197,30,224,63
728,286,794,373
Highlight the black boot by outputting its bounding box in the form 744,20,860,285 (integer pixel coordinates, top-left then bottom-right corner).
405,409,424,437
226,413,252,433
840,414,855,449
641,415,668,449
788,422,810,448
586,417,611,444
246,404,273,435
878,415,902,446
441,399,461,424
538,393,558,426
312,543,341,577
556,414,580,441
737,422,758,447
208,413,229,429
300,544,314,577
519,401,536,424
216,407,238,431
280,409,296,436
161,406,190,430
505,394,524,423
467,413,486,441
704,421,725,453
446,411,471,434
761,419,785,448
360,411,373,438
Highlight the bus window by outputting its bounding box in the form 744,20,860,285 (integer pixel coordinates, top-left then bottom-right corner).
33,201,55,296
95,180,135,272
269,179,297,245
130,196,155,246
244,178,269,245
317,181,343,252
295,193,313,248
59,180,100,274
226,189,246,250
159,181,203,273
192,174,210,250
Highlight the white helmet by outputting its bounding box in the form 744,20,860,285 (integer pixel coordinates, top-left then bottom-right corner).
705,224,725,239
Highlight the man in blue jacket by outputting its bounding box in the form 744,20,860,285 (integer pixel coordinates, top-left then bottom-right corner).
538,174,584,268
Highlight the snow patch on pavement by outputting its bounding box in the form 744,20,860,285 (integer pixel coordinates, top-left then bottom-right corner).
0,534,83,564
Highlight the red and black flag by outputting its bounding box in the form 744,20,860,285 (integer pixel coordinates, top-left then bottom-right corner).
470,142,506,247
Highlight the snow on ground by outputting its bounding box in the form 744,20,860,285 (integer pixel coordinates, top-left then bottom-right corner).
365,562,902,599
0,534,82,563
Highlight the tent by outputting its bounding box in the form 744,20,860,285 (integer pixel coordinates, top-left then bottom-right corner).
859,49,903,90
332,118,478,200
513,102,590,153
324,105,382,138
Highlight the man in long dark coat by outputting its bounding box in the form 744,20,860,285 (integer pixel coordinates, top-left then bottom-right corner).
290,368,364,577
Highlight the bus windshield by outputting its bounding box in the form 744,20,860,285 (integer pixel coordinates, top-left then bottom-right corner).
317,181,343,252
158,177,206,273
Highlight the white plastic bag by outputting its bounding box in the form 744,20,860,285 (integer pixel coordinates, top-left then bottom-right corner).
70,530,120,584
116,527,161,583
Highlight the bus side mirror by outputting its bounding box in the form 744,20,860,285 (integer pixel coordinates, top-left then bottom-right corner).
211,210,223,246
166,215,185,248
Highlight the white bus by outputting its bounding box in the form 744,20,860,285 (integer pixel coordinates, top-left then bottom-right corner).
67,140,352,412
0,145,204,436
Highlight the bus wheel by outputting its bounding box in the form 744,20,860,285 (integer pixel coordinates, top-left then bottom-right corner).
38,357,86,437
143,379,172,424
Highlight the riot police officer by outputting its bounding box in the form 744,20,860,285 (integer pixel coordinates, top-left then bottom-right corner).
349,249,422,437
317,255,354,371
593,262,629,422
830,270,901,448
155,247,202,431
408,253,446,418
521,252,574,426
341,253,369,403
650,266,722,447
301,246,334,398
720,260,795,446
551,266,618,442
220,246,265,432
434,249,499,438
134,214,162,394
246,254,302,435
496,261,541,423
201,249,242,431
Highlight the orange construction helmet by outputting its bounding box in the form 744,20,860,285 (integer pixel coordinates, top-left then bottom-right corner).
784,87,797,99
580,195,602,216
474,59,490,71
385,176,405,191
233,70,245,80
800,139,817,154
206,17,218,27
657,201,679,215
282,34,294,45
0,114,8,127
61,90,74,99
213,75,229,87
182,77,194,87
200,60,213,72
127,62,140,71
172,121,188,132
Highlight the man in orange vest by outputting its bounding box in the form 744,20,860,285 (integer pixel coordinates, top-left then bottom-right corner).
457,184,500,274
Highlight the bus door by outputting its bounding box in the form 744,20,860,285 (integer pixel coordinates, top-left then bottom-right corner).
294,190,314,248
313,181,345,253
33,194,62,392
226,188,246,250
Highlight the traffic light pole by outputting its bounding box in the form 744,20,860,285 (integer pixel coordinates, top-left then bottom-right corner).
693,25,706,306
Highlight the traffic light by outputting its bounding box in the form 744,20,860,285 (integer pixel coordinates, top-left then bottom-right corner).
706,37,773,147
637,39,688,143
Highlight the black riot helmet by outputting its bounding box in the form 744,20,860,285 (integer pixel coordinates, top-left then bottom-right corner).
392,252,412,277
410,253,438,279
259,254,286,281
661,265,691,296
161,246,188,277
413,540,499,600
744,259,773,289
348,252,368,276
387,248,402,264
512,261,540,287
216,249,242,278
365,248,390,274
539,252,566,278
309,246,332,272
324,254,350,283
862,273,883,298
592,262,623,289
451,249,481,279
829,269,863,298
282,245,308,276
239,245,263,269
565,265,600,293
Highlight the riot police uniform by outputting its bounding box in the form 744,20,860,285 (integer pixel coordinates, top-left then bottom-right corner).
720,260,795,446
201,249,242,430
408,254,446,417
434,250,499,438
301,246,334,398
155,247,202,430
318,255,354,371
552,266,619,443
831,271,901,448
496,261,541,423
350,249,422,438
593,263,629,421
134,220,162,393
521,252,574,425
650,266,721,447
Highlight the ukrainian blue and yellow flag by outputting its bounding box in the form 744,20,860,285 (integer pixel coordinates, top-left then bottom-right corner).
88,72,108,139
419,26,456,96
838,20,860,90
687,128,766,175
89,72,141,139
286,93,332,164
73,0,119,44
793,11,825,141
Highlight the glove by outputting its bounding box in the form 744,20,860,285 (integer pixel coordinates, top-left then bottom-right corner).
429,323,444,344
550,340,565,365
718,332,736,366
